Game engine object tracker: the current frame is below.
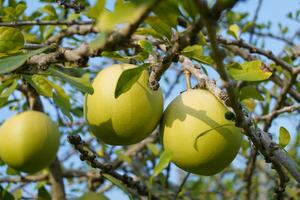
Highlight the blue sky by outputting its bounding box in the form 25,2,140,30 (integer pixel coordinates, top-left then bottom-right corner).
0,0,299,199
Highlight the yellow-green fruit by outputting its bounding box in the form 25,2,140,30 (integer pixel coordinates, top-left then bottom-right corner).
0,111,60,173
85,64,163,145
161,89,242,175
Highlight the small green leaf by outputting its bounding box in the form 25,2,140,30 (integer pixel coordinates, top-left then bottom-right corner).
0,46,49,74
47,67,93,94
86,0,105,19
0,185,14,200
24,75,53,97
182,45,213,65
0,79,17,98
15,2,26,16
153,0,179,27
239,85,264,101
146,143,160,156
114,64,148,98
102,173,134,200
37,186,51,200
227,24,240,39
227,60,272,81
152,150,173,177
96,1,150,32
138,40,153,54
50,82,72,121
179,0,198,19
136,27,165,39
0,27,24,53
40,5,57,18
279,127,291,149
145,16,172,40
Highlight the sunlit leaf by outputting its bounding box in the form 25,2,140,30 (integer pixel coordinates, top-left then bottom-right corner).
227,60,272,81
152,150,173,177
227,24,240,39
279,127,291,149
0,27,24,53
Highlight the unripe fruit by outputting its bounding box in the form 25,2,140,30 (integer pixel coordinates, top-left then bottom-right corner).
161,89,242,175
0,111,60,173
85,64,163,145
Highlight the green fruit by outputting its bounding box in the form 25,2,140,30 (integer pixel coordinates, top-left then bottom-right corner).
0,111,60,173
161,89,242,175
85,64,163,145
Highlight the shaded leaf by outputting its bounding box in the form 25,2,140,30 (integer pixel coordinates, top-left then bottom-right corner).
239,85,264,101
0,79,17,98
37,186,51,200
78,191,108,200
227,60,272,81
145,16,172,39
0,185,14,200
115,64,148,98
279,127,291,149
182,45,213,65
0,46,49,74
153,0,178,27
47,67,93,94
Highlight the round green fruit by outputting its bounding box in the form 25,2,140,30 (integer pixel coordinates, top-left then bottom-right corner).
85,64,163,145
0,111,60,173
161,89,242,175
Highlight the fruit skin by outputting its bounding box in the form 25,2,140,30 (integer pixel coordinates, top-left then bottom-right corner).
85,64,163,145
0,111,60,173
161,89,242,176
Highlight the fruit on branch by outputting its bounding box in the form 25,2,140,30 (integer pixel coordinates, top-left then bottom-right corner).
85,64,163,145
0,111,60,173
161,89,242,175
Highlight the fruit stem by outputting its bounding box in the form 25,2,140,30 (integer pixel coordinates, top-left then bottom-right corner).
183,69,192,90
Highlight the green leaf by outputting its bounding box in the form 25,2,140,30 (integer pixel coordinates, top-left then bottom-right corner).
239,85,264,101
279,127,291,149
153,0,179,27
96,1,150,32
50,82,72,121
227,60,272,81
0,186,14,200
37,186,51,200
102,173,134,200
152,150,173,177
15,2,26,16
227,24,240,39
40,5,57,18
24,75,53,97
0,46,50,74
138,40,153,53
145,16,172,40
136,27,165,39
78,192,108,200
114,64,148,98
179,0,198,19
0,27,24,53
86,0,105,19
146,143,160,156
0,79,17,98
89,33,107,52
182,45,214,65
47,67,93,94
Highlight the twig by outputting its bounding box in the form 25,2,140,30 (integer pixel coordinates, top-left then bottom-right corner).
174,173,190,200
256,104,300,121
248,0,263,43
68,135,159,200
0,20,94,27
